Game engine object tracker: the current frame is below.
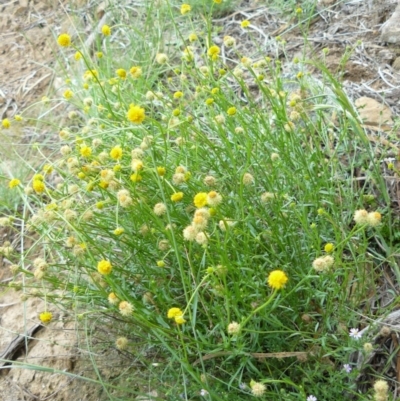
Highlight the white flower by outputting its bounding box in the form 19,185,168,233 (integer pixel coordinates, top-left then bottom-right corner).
200,389,209,396
349,328,362,340
307,396,317,401
343,363,352,373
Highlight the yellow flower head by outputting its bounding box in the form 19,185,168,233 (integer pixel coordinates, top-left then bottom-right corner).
97,259,112,275
127,105,145,124
167,307,186,324
108,292,119,305
241,20,250,28
173,91,183,99
267,270,288,290
39,311,53,324
114,227,124,236
74,52,82,61
57,33,71,47
181,4,191,15
80,145,92,157
130,66,142,78
194,192,208,208
110,146,123,160
324,243,334,253
171,192,184,202
188,33,198,42
8,178,21,189
207,45,220,59
116,69,127,79
157,167,166,176
101,25,111,36
227,106,237,116
2,118,11,129
167,307,183,318
63,89,73,99
32,180,46,194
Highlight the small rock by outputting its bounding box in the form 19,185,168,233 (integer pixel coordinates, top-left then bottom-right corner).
393,56,400,71
381,4,400,43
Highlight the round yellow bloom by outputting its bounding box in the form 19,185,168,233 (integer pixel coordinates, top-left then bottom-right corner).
167,307,183,318
157,260,165,267
171,192,184,202
32,180,45,193
80,145,92,157
127,105,145,124
227,107,237,116
101,25,111,36
267,270,288,290
8,178,20,189
57,33,71,47
2,118,11,129
14,115,23,121
241,20,250,28
39,311,53,324
63,89,73,99
207,45,220,59
173,91,183,99
115,336,129,350
110,146,122,160
116,69,127,79
74,52,82,61
157,167,166,176
188,33,198,42
130,66,142,78
181,4,191,14
175,315,186,324
130,173,142,183
324,243,334,253
114,227,124,235
97,259,112,275
194,192,208,208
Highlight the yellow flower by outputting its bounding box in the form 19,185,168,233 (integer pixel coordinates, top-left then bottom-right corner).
130,173,142,183
80,145,92,157
324,243,334,253
116,68,127,79
97,259,112,275
207,45,220,59
57,33,71,47
2,118,11,129
167,307,186,324
188,33,198,42
63,89,73,99
101,25,111,36
181,4,191,14
367,211,381,227
267,270,288,290
194,192,208,208
173,91,183,99
130,66,142,78
241,20,250,28
74,52,82,61
157,167,166,176
127,105,145,124
157,260,165,267
114,227,124,235
167,307,183,318
227,107,237,116
32,180,45,194
110,146,123,160
14,115,23,121
96,51,103,58
39,311,53,324
214,0,222,3
8,178,20,189
171,192,184,202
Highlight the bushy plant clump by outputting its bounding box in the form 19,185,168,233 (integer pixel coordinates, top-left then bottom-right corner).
2,2,395,400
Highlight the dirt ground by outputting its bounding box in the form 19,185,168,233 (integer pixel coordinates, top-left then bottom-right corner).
1,0,400,400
